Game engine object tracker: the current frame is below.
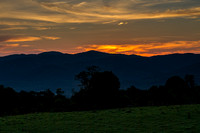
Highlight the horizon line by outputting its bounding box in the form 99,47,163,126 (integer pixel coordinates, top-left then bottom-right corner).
0,50,197,58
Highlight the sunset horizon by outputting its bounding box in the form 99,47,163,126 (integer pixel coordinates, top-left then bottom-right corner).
0,0,200,57
68,48,200,57
0,48,199,57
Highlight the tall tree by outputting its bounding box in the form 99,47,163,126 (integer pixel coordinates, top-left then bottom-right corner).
73,66,120,109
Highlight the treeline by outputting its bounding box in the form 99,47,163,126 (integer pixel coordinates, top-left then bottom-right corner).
71,66,200,109
0,87,70,116
1,66,200,116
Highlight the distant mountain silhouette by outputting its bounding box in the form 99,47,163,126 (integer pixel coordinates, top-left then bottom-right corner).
0,51,200,97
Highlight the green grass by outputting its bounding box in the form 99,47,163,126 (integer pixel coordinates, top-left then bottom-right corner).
0,104,200,133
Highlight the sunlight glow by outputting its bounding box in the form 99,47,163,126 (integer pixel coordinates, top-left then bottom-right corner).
78,40,200,56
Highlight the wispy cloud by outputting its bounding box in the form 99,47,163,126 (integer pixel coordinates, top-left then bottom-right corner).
0,27,28,31
4,43,20,47
0,0,199,25
42,36,60,40
5,36,41,42
0,43,29,53
38,1,200,23
0,19,55,26
0,26,51,31
0,35,60,43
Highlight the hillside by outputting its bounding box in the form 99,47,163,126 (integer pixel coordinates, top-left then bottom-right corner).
0,51,200,97
0,104,200,133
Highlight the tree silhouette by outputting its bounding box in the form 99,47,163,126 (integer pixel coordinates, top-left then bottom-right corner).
54,88,69,111
73,67,120,109
75,66,100,90
165,76,191,104
88,71,120,107
0,85,18,115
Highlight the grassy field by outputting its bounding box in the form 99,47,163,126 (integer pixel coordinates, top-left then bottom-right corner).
0,104,200,133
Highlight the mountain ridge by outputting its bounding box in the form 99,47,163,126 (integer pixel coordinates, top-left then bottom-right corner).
0,50,197,59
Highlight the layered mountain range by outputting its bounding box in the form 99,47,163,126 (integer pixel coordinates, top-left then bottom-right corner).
0,50,200,97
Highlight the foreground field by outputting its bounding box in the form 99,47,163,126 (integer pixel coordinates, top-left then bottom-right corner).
0,104,200,133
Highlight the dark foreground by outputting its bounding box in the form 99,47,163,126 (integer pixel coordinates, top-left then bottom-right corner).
0,104,200,133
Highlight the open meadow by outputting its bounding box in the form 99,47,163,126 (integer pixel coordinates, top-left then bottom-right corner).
0,104,200,133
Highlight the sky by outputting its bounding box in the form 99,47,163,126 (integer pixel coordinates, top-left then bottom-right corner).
0,0,200,57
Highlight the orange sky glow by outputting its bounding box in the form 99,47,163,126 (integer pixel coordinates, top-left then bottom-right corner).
0,0,200,57
76,40,200,57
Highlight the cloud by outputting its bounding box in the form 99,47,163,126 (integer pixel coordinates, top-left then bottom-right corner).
5,36,41,43
0,18,56,27
0,48,47,57
0,43,29,52
0,35,60,43
0,26,51,31
38,0,200,22
0,27,28,31
42,36,61,40
33,27,50,30
77,40,200,56
118,22,128,25
0,43,21,50
4,43,20,47
0,0,199,25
